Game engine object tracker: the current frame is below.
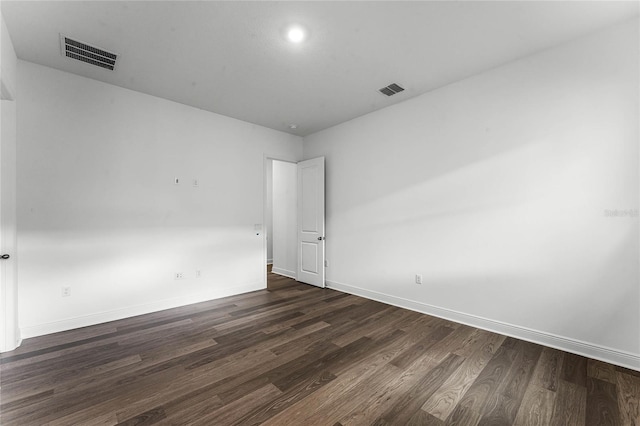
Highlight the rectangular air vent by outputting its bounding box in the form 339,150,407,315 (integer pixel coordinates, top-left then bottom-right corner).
60,35,117,71
379,83,405,97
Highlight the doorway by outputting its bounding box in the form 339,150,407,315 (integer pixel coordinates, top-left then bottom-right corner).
264,156,326,290
266,159,298,280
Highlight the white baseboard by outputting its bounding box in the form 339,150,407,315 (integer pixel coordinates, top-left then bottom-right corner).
271,267,296,279
267,259,273,265
20,282,265,339
326,280,640,372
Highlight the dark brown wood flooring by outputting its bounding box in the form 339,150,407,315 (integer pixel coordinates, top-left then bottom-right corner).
1,271,639,425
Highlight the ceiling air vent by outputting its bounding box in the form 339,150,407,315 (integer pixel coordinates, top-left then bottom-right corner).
379,83,405,97
60,35,117,71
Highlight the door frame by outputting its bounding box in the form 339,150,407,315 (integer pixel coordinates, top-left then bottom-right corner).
1,94,20,353
262,155,299,288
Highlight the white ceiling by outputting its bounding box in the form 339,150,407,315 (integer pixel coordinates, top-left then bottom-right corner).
2,1,638,136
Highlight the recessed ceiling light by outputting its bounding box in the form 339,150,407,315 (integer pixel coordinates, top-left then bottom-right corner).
286,26,306,43
289,124,298,129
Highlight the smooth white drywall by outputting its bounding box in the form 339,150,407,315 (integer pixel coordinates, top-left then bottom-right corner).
271,160,297,278
17,61,302,337
1,13,16,99
304,19,640,365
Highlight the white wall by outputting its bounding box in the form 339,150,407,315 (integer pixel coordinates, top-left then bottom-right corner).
1,12,17,99
17,61,302,337
304,19,639,369
0,11,19,352
271,160,297,278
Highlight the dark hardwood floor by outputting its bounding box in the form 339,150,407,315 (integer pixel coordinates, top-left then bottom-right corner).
1,270,639,425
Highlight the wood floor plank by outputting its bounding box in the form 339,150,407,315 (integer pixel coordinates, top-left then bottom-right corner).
293,361,409,425
191,383,282,426
476,393,519,426
501,340,543,400
262,296,359,334
0,323,118,356
231,370,336,425
1,341,121,384
3,348,149,407
268,310,378,357
586,377,622,426
451,328,497,358
330,305,398,347
481,340,548,424
372,353,465,425
617,370,640,426
271,336,374,391
563,352,588,387
422,325,476,360
259,330,418,425
2,363,187,425
1,317,203,387
364,309,422,341
49,411,119,426
31,321,271,422
16,339,214,409
120,386,224,426
1,270,638,426
0,389,54,413
406,409,445,426
336,352,447,426
117,407,167,425
513,385,556,426
421,331,505,420
549,379,587,426
129,339,334,424
389,325,454,370
617,365,640,378
587,358,618,384
337,364,422,425
446,344,518,426
112,337,334,422
530,346,564,392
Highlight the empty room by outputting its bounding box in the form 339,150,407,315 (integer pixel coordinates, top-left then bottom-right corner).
0,1,639,425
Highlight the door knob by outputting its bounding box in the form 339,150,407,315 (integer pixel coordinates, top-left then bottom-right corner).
1,254,9,260
317,237,325,241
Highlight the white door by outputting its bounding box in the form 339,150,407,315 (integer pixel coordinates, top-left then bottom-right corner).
296,157,325,288
1,96,19,352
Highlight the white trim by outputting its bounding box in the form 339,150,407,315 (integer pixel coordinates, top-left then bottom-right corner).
20,282,264,339
271,267,296,280
326,279,640,372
